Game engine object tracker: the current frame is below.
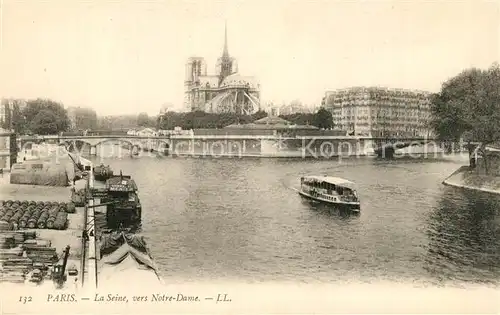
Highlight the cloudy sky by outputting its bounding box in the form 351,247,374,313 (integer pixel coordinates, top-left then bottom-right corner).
0,0,498,115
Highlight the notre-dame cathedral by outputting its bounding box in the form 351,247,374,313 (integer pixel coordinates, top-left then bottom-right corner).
183,24,260,114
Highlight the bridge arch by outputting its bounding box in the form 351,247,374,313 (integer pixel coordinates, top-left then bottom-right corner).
92,138,136,148
60,138,138,148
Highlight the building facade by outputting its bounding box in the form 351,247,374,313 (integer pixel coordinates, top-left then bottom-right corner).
322,87,433,137
0,128,16,171
1,98,27,131
184,24,260,115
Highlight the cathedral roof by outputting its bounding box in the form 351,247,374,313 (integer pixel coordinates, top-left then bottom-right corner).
221,73,259,89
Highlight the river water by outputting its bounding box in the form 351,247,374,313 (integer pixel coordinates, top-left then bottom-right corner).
78,145,500,287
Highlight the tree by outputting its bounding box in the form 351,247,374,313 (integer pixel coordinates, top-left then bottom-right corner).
98,115,138,130
279,113,316,125
29,110,60,135
23,99,69,134
313,108,334,129
430,63,500,173
251,110,268,121
11,100,26,134
157,110,268,130
72,107,98,130
137,112,151,127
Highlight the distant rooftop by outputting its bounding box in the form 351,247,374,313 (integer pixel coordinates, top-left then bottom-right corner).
325,86,432,95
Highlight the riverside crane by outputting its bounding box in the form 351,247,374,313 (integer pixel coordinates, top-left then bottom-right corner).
52,245,70,289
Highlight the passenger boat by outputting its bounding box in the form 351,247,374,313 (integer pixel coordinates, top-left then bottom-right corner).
299,176,360,211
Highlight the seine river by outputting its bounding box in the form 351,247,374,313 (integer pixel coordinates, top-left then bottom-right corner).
81,145,500,286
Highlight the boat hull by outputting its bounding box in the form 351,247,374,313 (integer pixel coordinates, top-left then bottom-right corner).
298,191,360,211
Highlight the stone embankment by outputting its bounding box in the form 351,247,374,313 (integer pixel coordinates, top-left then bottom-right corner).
443,165,500,195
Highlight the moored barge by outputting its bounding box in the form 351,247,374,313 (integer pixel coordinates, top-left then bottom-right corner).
88,170,161,288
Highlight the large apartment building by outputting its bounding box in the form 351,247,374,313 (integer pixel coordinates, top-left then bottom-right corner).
322,87,433,137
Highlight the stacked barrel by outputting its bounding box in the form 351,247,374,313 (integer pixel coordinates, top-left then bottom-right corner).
0,200,73,231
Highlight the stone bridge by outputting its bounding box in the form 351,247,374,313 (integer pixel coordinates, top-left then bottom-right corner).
18,135,172,155
17,134,457,158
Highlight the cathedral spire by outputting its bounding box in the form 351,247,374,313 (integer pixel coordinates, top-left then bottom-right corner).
223,21,229,57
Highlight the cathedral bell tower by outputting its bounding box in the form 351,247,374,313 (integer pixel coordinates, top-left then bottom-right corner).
217,22,234,86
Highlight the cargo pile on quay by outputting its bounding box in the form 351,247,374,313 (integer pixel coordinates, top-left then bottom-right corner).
1,141,161,289
0,198,80,286
0,226,69,284
0,200,75,230
0,147,88,289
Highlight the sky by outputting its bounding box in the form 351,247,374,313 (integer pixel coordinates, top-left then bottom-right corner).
0,0,499,116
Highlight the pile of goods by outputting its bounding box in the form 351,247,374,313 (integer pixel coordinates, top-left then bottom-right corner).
0,200,75,231
24,239,58,264
0,229,58,284
71,188,86,207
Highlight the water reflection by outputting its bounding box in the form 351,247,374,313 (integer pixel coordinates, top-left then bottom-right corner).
424,188,500,284
301,198,360,220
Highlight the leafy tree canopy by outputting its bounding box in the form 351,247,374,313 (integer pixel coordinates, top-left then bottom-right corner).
23,99,69,134
157,110,269,130
313,108,334,129
280,108,334,129
430,62,500,144
137,112,152,127
29,110,60,135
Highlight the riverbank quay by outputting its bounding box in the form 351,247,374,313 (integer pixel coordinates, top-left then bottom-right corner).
0,173,87,289
443,165,500,195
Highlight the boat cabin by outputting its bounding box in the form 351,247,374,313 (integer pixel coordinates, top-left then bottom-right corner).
104,174,142,228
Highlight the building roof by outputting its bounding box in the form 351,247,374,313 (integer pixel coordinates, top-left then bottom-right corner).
224,116,318,130
254,116,290,125
486,142,500,151
221,73,259,89
138,127,156,133
325,86,432,95
303,176,357,189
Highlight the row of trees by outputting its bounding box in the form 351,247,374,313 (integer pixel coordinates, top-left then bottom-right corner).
0,99,102,135
1,99,70,135
156,108,334,130
1,99,335,134
280,108,334,129
157,110,268,130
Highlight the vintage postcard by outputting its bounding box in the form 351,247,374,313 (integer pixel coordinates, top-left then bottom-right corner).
0,0,499,314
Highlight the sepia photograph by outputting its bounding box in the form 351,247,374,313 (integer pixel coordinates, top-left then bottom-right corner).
0,0,499,313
